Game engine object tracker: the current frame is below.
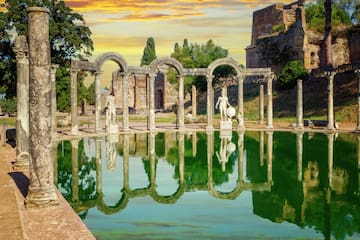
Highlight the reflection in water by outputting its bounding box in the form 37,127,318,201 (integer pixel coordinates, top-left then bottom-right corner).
56,131,360,239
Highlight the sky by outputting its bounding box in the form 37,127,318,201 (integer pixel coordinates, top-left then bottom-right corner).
63,0,293,84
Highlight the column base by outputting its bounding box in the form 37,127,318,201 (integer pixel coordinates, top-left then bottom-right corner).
206,125,214,132
13,153,29,170
25,187,59,209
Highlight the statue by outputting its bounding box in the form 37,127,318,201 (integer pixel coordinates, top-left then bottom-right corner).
105,93,118,133
216,135,236,172
216,87,236,129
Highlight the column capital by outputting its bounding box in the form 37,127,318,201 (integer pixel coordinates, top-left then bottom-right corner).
265,72,275,81
148,72,157,79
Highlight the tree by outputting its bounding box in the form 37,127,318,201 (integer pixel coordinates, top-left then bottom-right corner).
169,39,231,93
0,0,93,110
276,60,308,90
140,37,156,66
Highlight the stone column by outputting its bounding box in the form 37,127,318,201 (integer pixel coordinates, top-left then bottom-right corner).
192,85,197,117
266,131,273,183
95,138,102,195
71,140,79,202
149,74,156,132
260,131,264,166
95,72,102,132
297,132,303,182
122,73,129,131
123,134,130,191
206,75,214,131
296,79,304,130
259,83,264,124
266,74,274,129
25,7,58,208
70,68,78,135
178,132,184,184
192,132,197,157
328,133,334,188
356,70,360,131
13,35,30,170
149,132,156,188
207,131,214,188
327,72,335,131
238,130,245,182
52,143,58,186
237,75,245,129
51,64,58,135
178,75,185,130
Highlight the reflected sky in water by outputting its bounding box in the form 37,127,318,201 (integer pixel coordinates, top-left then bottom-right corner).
56,131,360,239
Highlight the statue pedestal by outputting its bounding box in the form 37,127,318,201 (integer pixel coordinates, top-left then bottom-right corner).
220,120,232,130
106,124,118,134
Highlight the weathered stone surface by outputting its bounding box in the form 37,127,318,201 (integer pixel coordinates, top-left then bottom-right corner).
26,7,58,208
13,35,30,169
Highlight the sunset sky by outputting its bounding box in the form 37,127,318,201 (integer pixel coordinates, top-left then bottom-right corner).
64,0,293,84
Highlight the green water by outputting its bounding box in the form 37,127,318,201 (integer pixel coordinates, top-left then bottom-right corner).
56,131,360,240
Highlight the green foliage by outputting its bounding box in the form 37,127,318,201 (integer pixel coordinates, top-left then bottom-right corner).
306,1,352,33
276,60,308,90
169,39,231,93
140,37,156,66
272,23,285,33
55,66,90,112
0,0,93,104
0,97,17,113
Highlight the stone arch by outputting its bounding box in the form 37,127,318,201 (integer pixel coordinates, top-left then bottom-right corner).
150,185,185,204
207,57,243,80
94,52,128,72
96,191,129,215
208,183,243,200
149,57,184,75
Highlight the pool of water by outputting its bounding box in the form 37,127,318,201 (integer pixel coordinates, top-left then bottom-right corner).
56,131,360,240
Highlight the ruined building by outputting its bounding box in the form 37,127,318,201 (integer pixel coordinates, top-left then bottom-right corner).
112,68,179,114
245,0,360,73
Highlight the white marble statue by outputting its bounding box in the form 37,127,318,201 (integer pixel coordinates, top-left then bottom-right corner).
105,94,118,133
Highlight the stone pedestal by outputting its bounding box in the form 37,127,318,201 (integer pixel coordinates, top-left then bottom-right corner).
220,120,232,130
25,7,58,208
13,35,30,170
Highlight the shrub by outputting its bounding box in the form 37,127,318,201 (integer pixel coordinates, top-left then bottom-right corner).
0,97,17,114
276,60,308,90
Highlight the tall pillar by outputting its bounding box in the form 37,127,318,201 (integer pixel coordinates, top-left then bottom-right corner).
328,133,334,189
296,79,304,130
13,35,30,169
260,131,264,166
178,75,185,130
25,7,58,208
95,138,102,195
149,132,156,188
70,68,78,135
192,85,197,117
356,70,360,131
95,72,102,132
178,132,184,184
149,74,156,132
207,131,214,188
123,134,130,191
266,131,273,183
206,75,214,131
238,130,245,182
327,72,335,131
259,83,264,124
71,140,79,202
122,73,129,131
297,133,303,182
192,132,197,157
51,64,58,135
266,74,274,129
52,143,58,186
237,75,245,130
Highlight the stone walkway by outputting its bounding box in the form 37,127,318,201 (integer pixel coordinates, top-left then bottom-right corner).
0,121,358,240
0,127,95,240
